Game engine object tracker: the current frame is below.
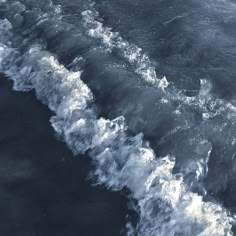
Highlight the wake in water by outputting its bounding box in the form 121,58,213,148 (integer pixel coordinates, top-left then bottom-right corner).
0,0,236,235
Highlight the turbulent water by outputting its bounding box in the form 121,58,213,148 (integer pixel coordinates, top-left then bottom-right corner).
0,0,236,235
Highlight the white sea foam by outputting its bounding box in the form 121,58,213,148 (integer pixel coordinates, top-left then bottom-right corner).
81,9,165,86
81,6,236,123
0,19,13,70
0,16,234,234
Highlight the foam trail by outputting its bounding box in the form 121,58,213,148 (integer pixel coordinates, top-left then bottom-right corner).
81,9,169,88
81,4,236,123
0,17,234,235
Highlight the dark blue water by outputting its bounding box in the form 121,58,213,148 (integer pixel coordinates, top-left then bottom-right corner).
0,73,132,236
0,0,235,235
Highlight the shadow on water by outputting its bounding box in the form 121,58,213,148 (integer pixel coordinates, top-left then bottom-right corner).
0,73,137,236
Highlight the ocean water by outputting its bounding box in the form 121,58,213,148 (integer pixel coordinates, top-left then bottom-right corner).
0,0,236,235
0,73,131,236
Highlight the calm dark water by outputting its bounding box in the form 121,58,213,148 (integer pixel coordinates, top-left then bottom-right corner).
0,74,132,235
0,0,235,235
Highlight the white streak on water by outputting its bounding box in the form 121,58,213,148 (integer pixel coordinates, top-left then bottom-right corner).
81,9,165,86
81,5,236,123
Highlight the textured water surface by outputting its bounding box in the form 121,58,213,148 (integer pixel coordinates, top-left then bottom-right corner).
0,0,236,235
